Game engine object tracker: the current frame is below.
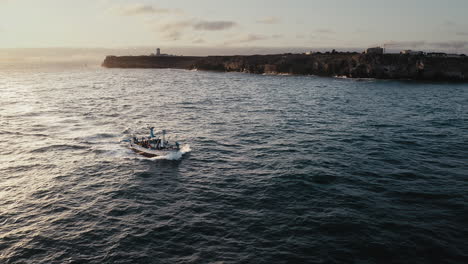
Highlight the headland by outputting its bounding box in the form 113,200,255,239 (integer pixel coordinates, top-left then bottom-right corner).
102,49,468,81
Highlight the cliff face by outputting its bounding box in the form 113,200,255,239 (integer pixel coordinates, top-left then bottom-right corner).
102,54,468,81
102,56,202,69
193,54,468,81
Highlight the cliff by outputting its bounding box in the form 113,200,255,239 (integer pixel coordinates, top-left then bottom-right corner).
102,53,468,81
102,55,202,69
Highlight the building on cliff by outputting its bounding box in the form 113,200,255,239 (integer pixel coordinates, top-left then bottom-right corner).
150,48,173,57
401,50,425,55
427,52,447,57
447,54,464,58
366,47,384,55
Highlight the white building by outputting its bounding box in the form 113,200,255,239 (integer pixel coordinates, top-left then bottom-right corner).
401,50,425,55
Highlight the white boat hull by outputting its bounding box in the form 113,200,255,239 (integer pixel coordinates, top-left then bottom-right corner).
129,143,179,157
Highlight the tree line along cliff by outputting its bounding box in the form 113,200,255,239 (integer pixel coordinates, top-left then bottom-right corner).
102,53,468,81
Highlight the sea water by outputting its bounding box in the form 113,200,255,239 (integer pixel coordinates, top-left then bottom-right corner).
0,66,467,263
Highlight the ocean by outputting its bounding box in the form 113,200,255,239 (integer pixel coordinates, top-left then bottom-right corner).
0,66,467,263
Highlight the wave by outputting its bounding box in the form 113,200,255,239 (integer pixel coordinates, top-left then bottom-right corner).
262,72,293,76
30,144,89,153
80,133,121,144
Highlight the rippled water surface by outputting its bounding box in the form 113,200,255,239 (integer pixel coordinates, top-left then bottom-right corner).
0,66,467,264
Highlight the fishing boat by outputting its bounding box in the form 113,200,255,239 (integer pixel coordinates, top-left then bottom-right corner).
129,128,180,157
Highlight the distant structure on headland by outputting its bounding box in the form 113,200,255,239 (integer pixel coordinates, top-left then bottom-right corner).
401,50,424,55
366,47,384,55
426,52,464,58
151,48,175,57
362,47,465,58
399,50,465,58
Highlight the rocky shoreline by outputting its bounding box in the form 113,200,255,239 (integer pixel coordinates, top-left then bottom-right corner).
102,53,468,81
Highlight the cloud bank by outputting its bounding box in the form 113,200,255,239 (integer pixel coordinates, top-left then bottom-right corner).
193,21,237,31
384,40,468,51
155,19,237,41
112,4,180,16
224,34,283,45
256,17,281,24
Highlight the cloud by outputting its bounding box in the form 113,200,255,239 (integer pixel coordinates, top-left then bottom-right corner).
443,20,456,27
159,21,193,31
316,29,334,34
192,38,205,44
384,40,427,48
193,21,236,31
163,31,183,41
384,40,468,50
112,4,180,16
256,17,281,24
456,31,468,36
296,34,305,39
432,41,468,49
225,33,280,45
355,29,370,34
296,33,318,39
153,19,238,40
156,20,193,40
236,34,269,43
154,19,236,40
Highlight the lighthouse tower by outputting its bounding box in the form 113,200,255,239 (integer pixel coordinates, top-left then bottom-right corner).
156,48,161,56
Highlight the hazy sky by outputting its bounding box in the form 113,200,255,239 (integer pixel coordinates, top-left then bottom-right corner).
1,0,468,52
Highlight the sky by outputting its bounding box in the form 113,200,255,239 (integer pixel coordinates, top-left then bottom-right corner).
1,0,468,54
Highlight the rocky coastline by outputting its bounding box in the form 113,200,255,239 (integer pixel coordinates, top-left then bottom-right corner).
102,53,468,81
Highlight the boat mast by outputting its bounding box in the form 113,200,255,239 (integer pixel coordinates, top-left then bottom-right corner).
161,130,166,148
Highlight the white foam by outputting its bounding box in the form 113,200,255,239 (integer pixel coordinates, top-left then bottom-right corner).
180,144,192,154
